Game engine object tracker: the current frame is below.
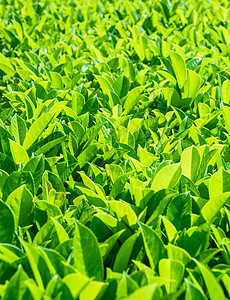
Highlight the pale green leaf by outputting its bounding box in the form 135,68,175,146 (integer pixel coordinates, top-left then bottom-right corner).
170,51,187,88
9,139,29,165
159,258,184,294
181,146,201,182
151,163,182,191
23,112,56,150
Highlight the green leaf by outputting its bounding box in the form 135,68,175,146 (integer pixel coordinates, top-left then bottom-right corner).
50,71,63,89
125,284,162,300
10,114,27,145
223,105,230,134
120,131,135,149
2,170,34,200
79,171,106,201
193,259,225,300
151,163,182,191
185,279,207,300
110,174,128,198
113,232,140,272
109,200,137,230
35,135,66,156
15,92,35,119
138,221,165,270
177,225,209,257
76,185,107,207
137,145,157,167
114,75,130,99
170,51,187,88
9,139,29,165
222,80,230,104
146,190,174,227
35,200,62,219
197,149,217,180
181,146,201,182
73,220,103,281
166,193,192,230
78,143,103,168
0,244,24,264
12,20,23,40
161,217,177,242
124,86,145,114
45,275,73,299
159,258,184,294
0,53,15,76
80,123,104,150
182,70,201,99
0,169,8,198
50,217,69,244
100,230,125,260
72,92,85,115
201,192,230,223
6,184,33,228
116,273,139,299
33,218,66,247
24,156,44,194
79,280,108,300
123,57,136,81
209,167,230,200
186,58,202,70
23,112,56,150
0,153,15,174
3,266,29,300
0,200,14,243
26,282,44,300
63,273,90,299
105,164,124,184
21,241,45,289
0,125,13,155
167,244,191,266
132,36,147,61
95,75,114,95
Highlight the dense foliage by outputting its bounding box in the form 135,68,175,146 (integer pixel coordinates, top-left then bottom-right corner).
0,0,230,298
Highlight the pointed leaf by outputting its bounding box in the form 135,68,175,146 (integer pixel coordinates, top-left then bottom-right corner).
23,112,56,150
9,139,29,165
124,86,145,114
151,163,182,191
209,167,230,200
113,232,140,272
183,70,201,99
125,283,161,300
222,80,230,105
73,220,103,281
6,185,33,228
185,279,207,300
223,105,230,134
201,192,230,223
159,259,184,293
194,259,225,300
10,114,27,145
138,221,165,270
170,51,187,88
181,146,201,182
0,201,14,243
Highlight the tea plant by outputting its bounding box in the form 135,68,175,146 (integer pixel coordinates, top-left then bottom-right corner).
0,0,230,298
